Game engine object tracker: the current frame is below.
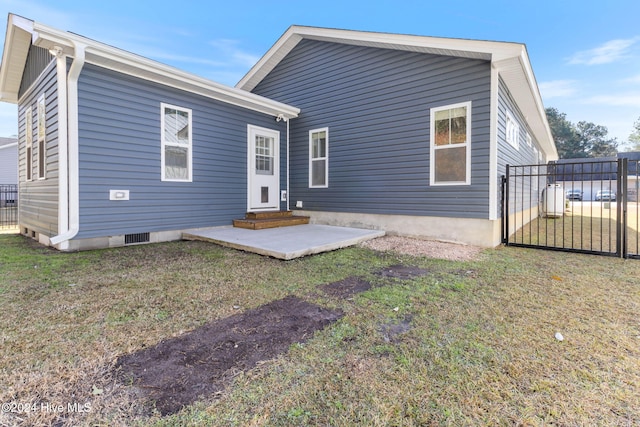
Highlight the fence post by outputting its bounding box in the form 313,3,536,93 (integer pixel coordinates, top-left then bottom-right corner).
502,167,510,244
617,158,627,258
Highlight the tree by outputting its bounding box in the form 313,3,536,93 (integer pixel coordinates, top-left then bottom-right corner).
576,121,618,158
627,117,640,151
545,107,619,158
545,107,586,158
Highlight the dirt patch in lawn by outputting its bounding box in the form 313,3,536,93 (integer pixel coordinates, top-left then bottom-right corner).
320,276,372,298
376,264,430,279
116,296,343,415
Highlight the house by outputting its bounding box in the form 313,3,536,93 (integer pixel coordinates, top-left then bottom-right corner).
238,26,557,246
0,14,556,251
0,136,17,184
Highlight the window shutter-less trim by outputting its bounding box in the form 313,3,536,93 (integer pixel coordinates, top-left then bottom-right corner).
309,127,329,188
161,103,193,182
430,101,471,186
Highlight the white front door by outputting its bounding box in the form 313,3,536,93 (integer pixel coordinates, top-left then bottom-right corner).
248,125,280,211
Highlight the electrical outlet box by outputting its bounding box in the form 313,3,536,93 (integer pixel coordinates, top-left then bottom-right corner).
296,200,303,208
281,190,287,201
109,190,130,201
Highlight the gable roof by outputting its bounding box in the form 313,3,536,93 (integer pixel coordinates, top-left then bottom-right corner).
0,14,299,119
0,136,17,147
237,26,557,160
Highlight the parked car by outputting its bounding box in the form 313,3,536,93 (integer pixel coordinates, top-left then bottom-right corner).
566,189,583,201
595,190,616,201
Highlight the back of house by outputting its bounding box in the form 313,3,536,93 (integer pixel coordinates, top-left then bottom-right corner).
238,27,556,246
0,15,555,250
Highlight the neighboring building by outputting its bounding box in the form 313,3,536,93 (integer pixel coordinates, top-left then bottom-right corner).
0,136,17,184
0,15,556,251
553,152,640,201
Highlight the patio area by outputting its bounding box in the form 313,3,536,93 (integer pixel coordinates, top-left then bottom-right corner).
182,224,385,260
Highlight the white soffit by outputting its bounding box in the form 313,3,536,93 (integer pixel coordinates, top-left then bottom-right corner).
0,15,34,103
1,14,300,119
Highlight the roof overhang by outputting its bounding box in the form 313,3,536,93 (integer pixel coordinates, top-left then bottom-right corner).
237,26,557,160
0,14,299,119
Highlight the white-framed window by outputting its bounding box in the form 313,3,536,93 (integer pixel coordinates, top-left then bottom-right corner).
309,127,328,188
526,132,532,148
161,103,192,182
430,101,471,186
25,106,33,182
506,110,520,149
37,95,46,179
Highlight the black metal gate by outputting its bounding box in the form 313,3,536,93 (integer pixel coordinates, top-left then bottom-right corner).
502,159,640,259
0,184,18,229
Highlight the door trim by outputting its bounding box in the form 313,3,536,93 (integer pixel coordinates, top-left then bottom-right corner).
247,124,280,212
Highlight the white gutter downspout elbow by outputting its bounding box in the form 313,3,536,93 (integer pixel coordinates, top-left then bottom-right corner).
50,42,85,248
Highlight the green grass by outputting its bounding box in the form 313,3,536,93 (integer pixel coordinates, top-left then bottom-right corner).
510,201,639,255
0,234,639,426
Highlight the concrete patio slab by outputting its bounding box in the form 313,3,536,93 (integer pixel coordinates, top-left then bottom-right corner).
182,224,385,260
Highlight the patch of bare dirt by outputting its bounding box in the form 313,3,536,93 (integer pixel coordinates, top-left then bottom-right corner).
376,264,430,279
115,296,342,415
361,235,482,261
320,276,372,298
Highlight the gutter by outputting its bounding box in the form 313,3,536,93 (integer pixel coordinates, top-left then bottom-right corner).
50,42,85,248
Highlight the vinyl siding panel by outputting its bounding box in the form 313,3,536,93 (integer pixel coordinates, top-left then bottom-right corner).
0,144,18,184
253,39,492,219
17,59,59,236
497,76,545,215
19,45,53,99
75,64,286,239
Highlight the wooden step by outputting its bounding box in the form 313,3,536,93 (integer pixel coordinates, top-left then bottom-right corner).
233,214,310,230
245,210,293,220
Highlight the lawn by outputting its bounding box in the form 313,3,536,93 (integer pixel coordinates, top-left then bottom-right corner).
509,201,639,256
0,234,638,426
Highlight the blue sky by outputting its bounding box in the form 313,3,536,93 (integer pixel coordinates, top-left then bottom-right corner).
1,0,639,148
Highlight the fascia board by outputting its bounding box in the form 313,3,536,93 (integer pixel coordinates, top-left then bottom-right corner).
494,55,558,161
237,25,524,91
0,14,35,103
30,21,299,119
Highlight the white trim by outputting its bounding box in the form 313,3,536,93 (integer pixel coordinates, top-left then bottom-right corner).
286,118,290,210
25,105,33,182
247,124,280,212
160,103,193,182
505,109,520,150
429,101,472,186
36,94,46,179
54,49,69,239
50,42,85,247
488,66,499,220
309,127,329,188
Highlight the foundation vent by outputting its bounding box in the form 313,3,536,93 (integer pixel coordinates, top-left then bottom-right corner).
124,232,150,245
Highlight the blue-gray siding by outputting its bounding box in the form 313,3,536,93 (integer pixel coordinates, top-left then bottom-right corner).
75,64,286,239
19,45,53,99
497,76,545,215
18,58,59,236
252,39,493,219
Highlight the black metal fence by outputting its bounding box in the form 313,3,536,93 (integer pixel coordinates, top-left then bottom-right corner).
502,159,640,259
0,184,18,229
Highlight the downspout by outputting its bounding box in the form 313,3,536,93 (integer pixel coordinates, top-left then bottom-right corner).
286,117,290,211
50,42,85,248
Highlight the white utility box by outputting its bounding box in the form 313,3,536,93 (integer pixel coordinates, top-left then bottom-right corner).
542,183,564,218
